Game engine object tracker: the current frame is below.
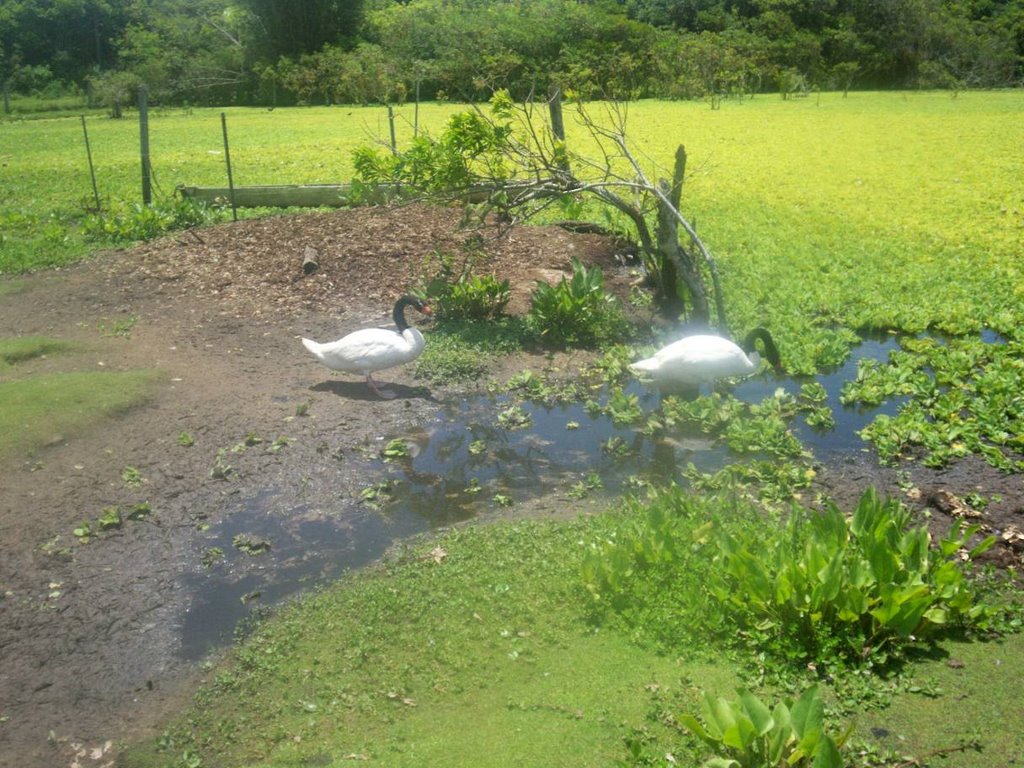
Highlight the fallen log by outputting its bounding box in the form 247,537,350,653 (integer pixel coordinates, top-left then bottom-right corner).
178,183,375,209
303,246,320,275
178,182,499,210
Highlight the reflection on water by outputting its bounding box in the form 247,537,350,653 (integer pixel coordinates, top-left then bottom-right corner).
181,334,911,658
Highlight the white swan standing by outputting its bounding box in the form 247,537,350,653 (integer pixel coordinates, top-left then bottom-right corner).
301,295,432,399
629,328,782,389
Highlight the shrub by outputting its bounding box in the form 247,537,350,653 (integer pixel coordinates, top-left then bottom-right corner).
418,250,510,321
582,487,998,670
526,257,629,348
681,685,848,768
82,197,219,243
709,488,995,665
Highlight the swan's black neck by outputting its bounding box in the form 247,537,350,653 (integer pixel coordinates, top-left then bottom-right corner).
393,295,425,332
741,327,781,369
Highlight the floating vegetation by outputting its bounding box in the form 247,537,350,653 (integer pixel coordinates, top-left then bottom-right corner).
842,333,1024,471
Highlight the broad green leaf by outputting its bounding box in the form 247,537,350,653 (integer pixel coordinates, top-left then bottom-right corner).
737,689,775,736
679,714,720,748
812,735,844,768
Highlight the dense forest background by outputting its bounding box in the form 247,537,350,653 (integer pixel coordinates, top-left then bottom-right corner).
2,0,1022,111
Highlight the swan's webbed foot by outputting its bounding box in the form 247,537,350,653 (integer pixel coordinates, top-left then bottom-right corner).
367,374,397,399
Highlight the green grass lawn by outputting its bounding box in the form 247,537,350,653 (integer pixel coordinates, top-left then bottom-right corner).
0,337,160,459
122,509,1024,768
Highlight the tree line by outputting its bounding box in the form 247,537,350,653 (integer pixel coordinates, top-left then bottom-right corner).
2,0,1021,112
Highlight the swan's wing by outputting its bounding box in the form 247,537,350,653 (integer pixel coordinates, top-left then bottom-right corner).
650,336,754,381
316,328,416,373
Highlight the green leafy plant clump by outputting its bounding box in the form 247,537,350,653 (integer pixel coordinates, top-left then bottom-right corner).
710,488,996,666
526,257,630,348
417,249,512,321
681,685,848,768
81,197,221,243
582,487,1000,673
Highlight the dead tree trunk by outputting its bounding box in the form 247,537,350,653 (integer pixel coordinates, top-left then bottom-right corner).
654,146,706,322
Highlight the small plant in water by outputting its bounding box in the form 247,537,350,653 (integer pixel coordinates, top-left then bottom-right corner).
232,534,271,556
381,438,411,461
497,404,531,430
360,480,398,509
201,547,225,568
567,472,604,500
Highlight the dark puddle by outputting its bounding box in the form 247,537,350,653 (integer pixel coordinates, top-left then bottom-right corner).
182,334,913,658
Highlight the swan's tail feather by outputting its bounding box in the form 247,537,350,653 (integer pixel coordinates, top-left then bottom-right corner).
301,337,324,359
629,358,658,376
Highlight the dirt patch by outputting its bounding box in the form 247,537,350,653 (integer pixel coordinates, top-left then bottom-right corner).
0,204,1020,768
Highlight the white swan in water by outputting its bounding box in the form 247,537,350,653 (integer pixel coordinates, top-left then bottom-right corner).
629,328,781,388
302,295,431,399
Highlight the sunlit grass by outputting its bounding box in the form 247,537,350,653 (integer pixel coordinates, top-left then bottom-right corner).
0,335,75,372
123,501,1024,768
3,93,1021,288
0,358,161,458
122,518,739,768
849,632,1024,766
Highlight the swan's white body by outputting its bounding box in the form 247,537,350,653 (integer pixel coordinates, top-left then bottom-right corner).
302,327,425,376
629,334,763,386
302,296,430,398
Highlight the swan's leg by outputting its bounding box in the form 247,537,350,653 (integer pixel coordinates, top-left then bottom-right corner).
366,373,397,399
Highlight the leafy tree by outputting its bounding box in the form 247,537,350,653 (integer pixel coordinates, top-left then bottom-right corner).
239,0,364,62
3,0,1023,107
354,91,729,324
276,42,405,105
0,0,126,85
112,1,248,104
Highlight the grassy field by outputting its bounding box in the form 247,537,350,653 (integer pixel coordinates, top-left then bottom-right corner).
122,506,1024,768
3,93,1022,368
0,336,161,459
2,93,1021,281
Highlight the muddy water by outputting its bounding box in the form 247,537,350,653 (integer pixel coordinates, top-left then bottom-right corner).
181,336,904,658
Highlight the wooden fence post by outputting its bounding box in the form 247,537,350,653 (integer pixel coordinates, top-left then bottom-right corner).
81,115,101,211
138,86,152,205
387,104,397,154
221,112,238,221
414,76,420,138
